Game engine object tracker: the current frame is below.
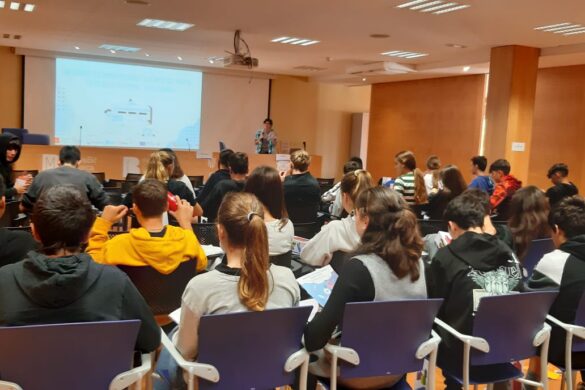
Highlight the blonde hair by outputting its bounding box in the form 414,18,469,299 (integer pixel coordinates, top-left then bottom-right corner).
340,169,374,204
218,192,270,311
145,151,174,182
291,150,311,172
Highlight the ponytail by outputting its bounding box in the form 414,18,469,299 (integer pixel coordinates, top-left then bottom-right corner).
218,192,270,311
145,151,173,182
413,168,428,204
340,169,374,205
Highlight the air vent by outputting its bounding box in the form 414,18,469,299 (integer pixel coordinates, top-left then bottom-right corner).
125,0,149,4
293,65,327,71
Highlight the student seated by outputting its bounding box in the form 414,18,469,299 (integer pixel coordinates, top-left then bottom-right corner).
489,159,522,220
304,187,427,389
546,163,579,207
468,155,494,194
195,148,233,206
426,194,522,389
321,160,361,218
159,148,196,198
0,176,37,267
200,152,248,222
86,179,207,273
508,186,551,261
424,155,442,195
154,192,299,389
21,145,108,212
300,169,373,267
244,166,294,256
282,150,321,222
426,165,467,220
0,133,30,200
528,196,585,370
0,185,160,353
393,150,427,207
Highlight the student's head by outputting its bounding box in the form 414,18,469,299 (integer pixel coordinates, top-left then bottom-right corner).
132,179,168,221
508,186,551,259
219,149,234,170
159,148,184,179
244,166,288,222
343,160,361,175
394,150,427,204
340,169,373,213
217,192,269,311
31,186,96,255
348,156,363,169
58,145,81,167
354,187,422,282
263,118,273,131
5,138,21,164
291,150,311,173
145,151,174,182
0,175,5,218
229,152,249,176
460,188,491,217
489,159,511,183
547,163,570,186
471,156,488,175
426,155,441,171
444,194,485,239
549,196,585,247
441,165,467,198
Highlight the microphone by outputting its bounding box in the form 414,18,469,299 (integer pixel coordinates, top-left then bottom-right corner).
186,138,191,152
302,141,306,150
79,125,83,146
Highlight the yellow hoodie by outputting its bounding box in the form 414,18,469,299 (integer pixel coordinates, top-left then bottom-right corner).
86,217,207,274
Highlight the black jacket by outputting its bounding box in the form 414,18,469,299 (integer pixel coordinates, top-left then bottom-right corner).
426,232,522,370
196,169,230,206
529,235,585,366
283,172,321,222
0,134,22,200
201,179,245,222
0,228,38,268
0,252,160,353
546,183,579,207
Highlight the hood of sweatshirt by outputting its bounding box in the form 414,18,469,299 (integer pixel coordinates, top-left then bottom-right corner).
125,227,197,273
560,234,585,261
447,231,517,271
0,133,21,166
502,174,522,193
14,252,100,308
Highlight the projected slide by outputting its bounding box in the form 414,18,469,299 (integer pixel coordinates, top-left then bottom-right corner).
55,58,202,149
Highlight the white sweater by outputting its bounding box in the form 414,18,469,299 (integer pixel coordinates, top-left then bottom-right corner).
300,215,360,267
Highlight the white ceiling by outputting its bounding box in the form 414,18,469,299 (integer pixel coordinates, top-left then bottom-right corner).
2,0,585,84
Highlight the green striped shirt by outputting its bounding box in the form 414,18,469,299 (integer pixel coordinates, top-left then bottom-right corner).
394,172,416,205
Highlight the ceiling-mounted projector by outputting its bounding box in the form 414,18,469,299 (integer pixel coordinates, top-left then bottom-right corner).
222,30,259,69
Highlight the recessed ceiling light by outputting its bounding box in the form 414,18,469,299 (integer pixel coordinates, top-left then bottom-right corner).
381,50,428,59
177,56,183,61
137,18,194,31
208,56,223,64
23,3,34,11
446,43,467,49
144,53,150,57
110,50,116,54
463,66,471,72
396,0,470,14
9,2,20,10
535,22,585,36
362,77,367,82
0,1,5,8
271,36,320,46
369,34,390,39
100,44,141,52
74,46,80,50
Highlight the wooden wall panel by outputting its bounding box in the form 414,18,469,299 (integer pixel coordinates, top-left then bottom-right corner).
368,75,486,183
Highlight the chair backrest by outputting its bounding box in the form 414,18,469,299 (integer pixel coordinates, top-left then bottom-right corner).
0,201,21,227
418,219,448,237
288,203,319,224
270,251,292,268
522,238,555,277
106,179,124,189
122,180,139,194
293,221,321,239
338,299,443,379
569,291,585,353
316,177,335,194
105,189,124,206
188,175,204,188
1,128,26,142
118,261,197,315
197,306,311,389
92,172,106,184
192,223,219,246
0,320,140,390
470,291,558,365
125,173,142,182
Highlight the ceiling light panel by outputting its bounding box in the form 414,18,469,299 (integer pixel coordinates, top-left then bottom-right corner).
535,22,585,36
0,2,5,8
9,2,19,10
395,0,470,14
23,3,33,11
99,44,141,52
271,36,320,46
137,19,194,31
382,50,428,58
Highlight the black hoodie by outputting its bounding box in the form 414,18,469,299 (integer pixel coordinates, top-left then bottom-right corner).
0,228,38,268
426,232,522,370
0,133,22,200
528,235,585,367
0,252,160,353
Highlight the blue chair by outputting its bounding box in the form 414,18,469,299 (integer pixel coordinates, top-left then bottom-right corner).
522,238,555,278
319,299,443,390
159,306,312,390
0,320,152,390
547,292,585,390
435,291,558,390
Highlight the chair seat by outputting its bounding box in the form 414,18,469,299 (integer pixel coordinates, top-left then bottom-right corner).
441,362,523,385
